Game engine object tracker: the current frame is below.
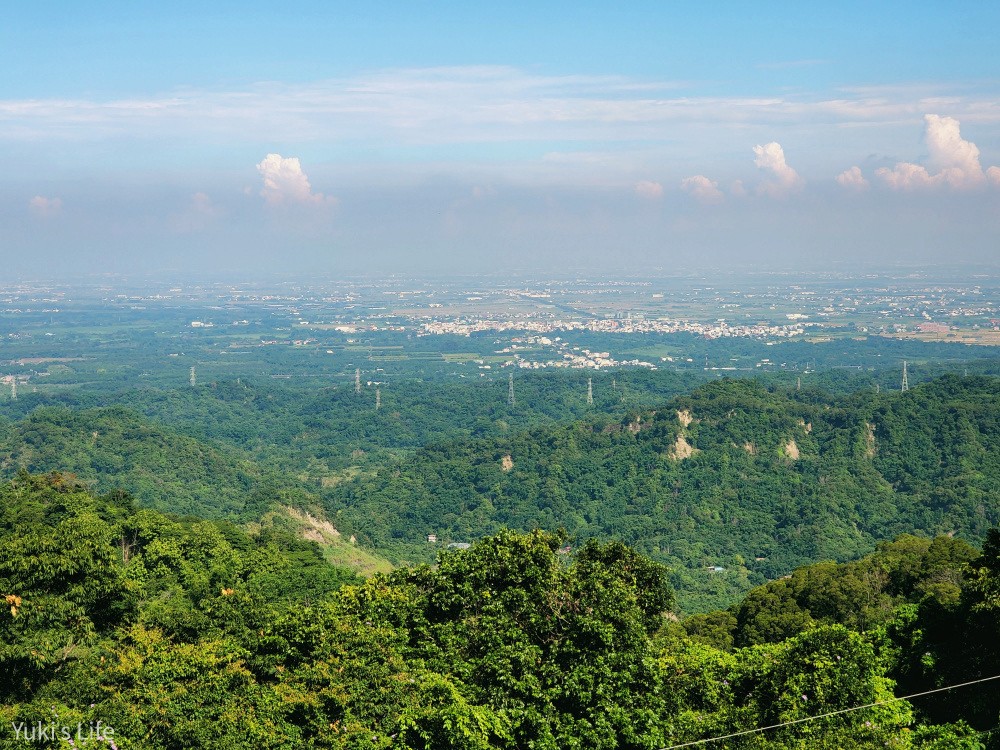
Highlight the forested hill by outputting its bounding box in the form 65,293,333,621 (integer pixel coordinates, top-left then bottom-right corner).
0,370,700,475
326,374,1000,611
0,475,987,748
0,405,286,520
4,373,1000,612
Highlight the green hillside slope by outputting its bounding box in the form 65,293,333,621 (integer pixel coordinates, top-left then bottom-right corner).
0,406,397,578
0,478,984,748
0,405,273,519
325,375,1000,611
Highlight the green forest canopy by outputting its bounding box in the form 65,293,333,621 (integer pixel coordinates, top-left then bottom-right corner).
1,474,996,748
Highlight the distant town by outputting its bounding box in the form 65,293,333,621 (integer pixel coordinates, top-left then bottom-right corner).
2,270,999,395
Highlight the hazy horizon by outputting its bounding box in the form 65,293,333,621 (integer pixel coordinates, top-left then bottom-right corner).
3,3,999,280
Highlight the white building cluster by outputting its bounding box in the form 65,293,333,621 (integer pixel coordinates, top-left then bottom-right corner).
420,316,811,340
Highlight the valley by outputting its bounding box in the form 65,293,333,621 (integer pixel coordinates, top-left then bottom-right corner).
3,271,1000,747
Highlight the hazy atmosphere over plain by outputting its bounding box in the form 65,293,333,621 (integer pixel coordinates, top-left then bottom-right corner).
2,1,1000,279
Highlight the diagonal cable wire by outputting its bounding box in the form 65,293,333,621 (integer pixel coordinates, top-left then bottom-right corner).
660,672,1000,749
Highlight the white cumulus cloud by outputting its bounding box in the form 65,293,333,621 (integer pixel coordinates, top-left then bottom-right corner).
876,115,998,190
753,142,803,196
926,114,986,188
634,180,664,200
679,175,724,204
29,195,62,217
256,153,336,207
875,162,936,190
835,166,870,191
989,166,1000,186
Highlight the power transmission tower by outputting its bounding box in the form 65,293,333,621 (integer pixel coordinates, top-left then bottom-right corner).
375,387,381,411
901,361,909,392
587,377,593,405
796,377,801,392
876,383,881,394
507,372,515,407
10,379,16,401
355,368,361,394
190,366,196,387
612,377,617,392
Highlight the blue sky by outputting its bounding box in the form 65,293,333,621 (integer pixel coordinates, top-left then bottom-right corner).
3,2,1000,278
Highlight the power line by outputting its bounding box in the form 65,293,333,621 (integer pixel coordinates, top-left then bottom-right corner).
659,672,1000,750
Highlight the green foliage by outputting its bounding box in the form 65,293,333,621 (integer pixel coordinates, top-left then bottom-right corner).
729,534,977,647
0,406,269,520
97,626,294,749
1,483,996,749
9,372,1000,612
6,369,1000,746
910,722,986,750
324,375,1000,611
663,626,915,749
884,528,1000,740
339,530,675,749
0,474,358,738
